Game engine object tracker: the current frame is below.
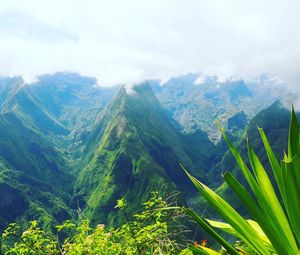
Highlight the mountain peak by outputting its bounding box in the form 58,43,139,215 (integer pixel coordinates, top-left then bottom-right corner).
75,84,211,226
124,82,154,96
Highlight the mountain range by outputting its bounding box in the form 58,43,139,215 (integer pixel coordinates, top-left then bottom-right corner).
0,72,290,230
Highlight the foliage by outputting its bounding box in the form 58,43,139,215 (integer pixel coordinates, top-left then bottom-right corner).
1,221,59,255
0,192,191,255
182,108,300,254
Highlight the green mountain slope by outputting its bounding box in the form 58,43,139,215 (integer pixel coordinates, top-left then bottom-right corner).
0,77,24,108
0,73,119,230
1,84,69,136
24,73,119,162
0,76,75,229
0,111,74,229
74,83,217,226
26,73,119,130
0,72,288,234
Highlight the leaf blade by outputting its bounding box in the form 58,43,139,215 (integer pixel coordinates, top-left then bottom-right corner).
185,209,240,255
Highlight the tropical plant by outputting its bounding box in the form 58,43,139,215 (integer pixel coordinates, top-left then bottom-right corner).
182,108,300,254
1,221,59,255
0,192,192,254
56,191,187,255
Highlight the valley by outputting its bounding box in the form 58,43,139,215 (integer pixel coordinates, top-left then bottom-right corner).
0,72,287,231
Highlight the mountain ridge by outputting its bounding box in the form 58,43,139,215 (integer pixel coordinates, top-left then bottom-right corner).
74,82,217,226
0,72,289,231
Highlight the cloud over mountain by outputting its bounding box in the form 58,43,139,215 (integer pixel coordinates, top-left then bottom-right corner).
0,0,300,89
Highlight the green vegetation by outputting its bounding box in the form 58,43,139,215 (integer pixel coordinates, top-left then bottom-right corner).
74,83,215,227
0,73,295,254
0,111,74,230
183,108,300,254
0,192,191,255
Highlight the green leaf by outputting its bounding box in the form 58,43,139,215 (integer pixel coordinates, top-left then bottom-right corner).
182,165,270,255
115,197,126,209
223,172,284,254
220,128,297,254
188,109,300,255
205,219,239,237
258,127,285,203
189,244,221,255
207,219,271,248
288,107,300,160
223,172,262,221
282,156,300,243
219,128,261,196
246,220,270,245
185,209,239,255
247,142,297,253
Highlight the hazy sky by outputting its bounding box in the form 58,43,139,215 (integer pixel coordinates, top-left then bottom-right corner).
0,0,300,87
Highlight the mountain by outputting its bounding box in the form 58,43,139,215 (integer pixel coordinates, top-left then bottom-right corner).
0,77,75,229
0,109,73,229
0,77,24,108
74,83,217,226
25,73,119,130
0,72,289,232
0,73,118,229
151,74,284,142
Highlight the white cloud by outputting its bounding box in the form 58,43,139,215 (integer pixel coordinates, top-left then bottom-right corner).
194,76,205,85
0,0,300,89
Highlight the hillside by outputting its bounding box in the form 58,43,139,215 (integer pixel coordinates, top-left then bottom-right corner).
0,73,118,228
0,109,73,229
74,83,217,226
0,72,288,232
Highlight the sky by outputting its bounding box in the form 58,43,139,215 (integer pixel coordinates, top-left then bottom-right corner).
0,0,300,87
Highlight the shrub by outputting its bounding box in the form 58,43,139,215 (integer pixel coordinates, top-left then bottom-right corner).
0,192,191,254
